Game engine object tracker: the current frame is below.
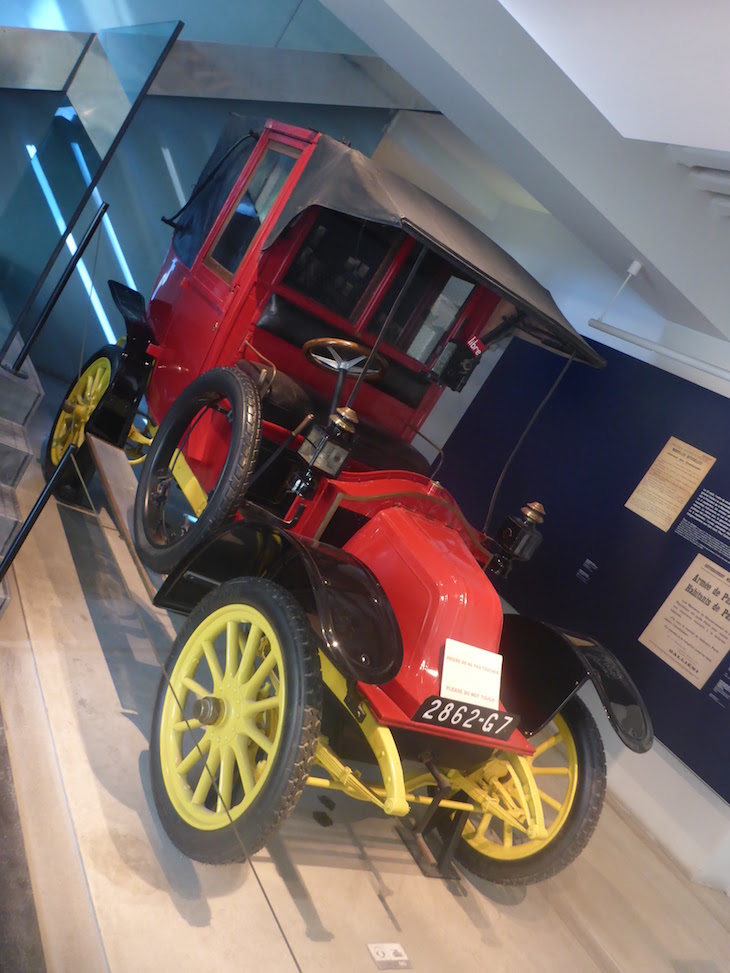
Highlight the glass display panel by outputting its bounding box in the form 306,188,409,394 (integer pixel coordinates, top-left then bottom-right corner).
0,21,180,346
283,209,401,319
208,146,300,279
368,249,475,364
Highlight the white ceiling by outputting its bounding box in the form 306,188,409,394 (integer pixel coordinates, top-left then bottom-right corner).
498,0,730,152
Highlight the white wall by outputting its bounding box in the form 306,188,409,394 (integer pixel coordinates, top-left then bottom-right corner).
581,684,730,895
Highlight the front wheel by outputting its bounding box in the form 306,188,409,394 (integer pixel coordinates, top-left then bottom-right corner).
42,346,121,502
439,696,606,885
150,578,323,863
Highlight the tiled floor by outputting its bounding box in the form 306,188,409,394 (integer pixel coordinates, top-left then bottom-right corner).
1,380,729,972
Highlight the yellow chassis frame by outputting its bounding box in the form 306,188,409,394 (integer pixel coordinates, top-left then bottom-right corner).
308,653,548,842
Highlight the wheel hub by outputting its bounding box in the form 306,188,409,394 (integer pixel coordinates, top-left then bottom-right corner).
192,696,224,725
192,675,273,744
152,472,173,503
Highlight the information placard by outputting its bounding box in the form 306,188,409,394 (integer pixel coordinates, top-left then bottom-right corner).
639,554,730,688
625,437,715,531
440,638,502,708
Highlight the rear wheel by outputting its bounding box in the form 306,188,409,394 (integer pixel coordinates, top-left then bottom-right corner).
133,367,261,573
42,346,121,503
150,578,322,863
439,697,606,885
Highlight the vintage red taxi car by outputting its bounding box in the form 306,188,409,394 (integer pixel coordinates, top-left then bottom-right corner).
44,117,651,884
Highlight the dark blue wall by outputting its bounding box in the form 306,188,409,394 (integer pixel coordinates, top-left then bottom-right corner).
441,338,730,803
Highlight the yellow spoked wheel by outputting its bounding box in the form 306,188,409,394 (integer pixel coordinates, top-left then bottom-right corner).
43,346,122,502
440,697,606,885
48,355,113,465
150,578,322,864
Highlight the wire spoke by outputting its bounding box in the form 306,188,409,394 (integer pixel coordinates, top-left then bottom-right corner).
233,738,255,794
225,620,239,678
173,718,201,732
192,746,221,805
532,766,569,776
237,623,262,683
182,675,209,698
176,735,211,776
537,788,563,813
245,720,274,754
247,695,280,715
216,745,235,813
202,639,223,685
244,651,277,694
532,732,561,759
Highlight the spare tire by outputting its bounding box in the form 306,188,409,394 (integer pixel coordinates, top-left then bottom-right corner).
133,367,261,574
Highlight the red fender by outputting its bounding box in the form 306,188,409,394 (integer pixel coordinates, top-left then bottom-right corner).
344,506,533,755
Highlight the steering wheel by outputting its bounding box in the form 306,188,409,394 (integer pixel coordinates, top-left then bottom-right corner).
303,338,387,381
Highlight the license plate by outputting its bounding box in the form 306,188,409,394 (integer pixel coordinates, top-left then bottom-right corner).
413,696,520,740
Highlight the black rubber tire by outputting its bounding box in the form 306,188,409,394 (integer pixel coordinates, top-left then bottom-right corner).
133,366,261,574
42,345,122,504
440,696,606,885
150,578,322,863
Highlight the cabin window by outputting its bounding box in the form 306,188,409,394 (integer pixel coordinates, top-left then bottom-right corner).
172,136,259,269
283,210,401,320
205,144,300,281
367,249,476,364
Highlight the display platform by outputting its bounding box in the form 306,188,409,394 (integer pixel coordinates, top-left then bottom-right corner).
1,384,730,973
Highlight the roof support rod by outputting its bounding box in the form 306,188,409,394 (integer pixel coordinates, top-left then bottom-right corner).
346,244,428,409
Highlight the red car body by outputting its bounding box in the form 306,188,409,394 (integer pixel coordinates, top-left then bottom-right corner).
85,117,643,764
122,119,603,758
53,115,655,879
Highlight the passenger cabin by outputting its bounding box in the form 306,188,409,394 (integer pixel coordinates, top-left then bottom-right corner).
143,117,601,505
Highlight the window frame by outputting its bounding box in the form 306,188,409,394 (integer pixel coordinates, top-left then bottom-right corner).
280,207,405,323
382,261,478,365
203,141,302,285
269,210,483,374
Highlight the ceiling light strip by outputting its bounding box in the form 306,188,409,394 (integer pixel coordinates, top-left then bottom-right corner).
588,318,730,383
26,144,116,344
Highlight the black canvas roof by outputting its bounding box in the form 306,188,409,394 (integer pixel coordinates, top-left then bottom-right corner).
174,116,602,367
265,134,603,368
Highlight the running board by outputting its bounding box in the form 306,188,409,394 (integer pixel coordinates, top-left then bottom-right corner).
86,435,163,600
